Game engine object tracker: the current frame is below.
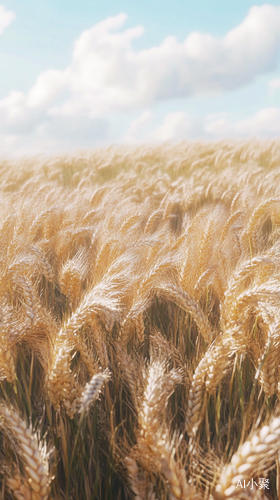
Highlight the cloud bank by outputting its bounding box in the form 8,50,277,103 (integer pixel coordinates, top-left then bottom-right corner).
1,4,280,155
123,107,280,143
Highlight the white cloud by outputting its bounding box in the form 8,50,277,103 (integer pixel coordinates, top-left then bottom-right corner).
122,107,280,144
150,112,203,142
122,111,205,143
205,107,280,138
2,105,280,159
122,111,204,143
27,70,68,108
2,5,280,121
0,114,110,158
1,6,280,155
50,4,280,116
0,5,15,35
122,110,155,143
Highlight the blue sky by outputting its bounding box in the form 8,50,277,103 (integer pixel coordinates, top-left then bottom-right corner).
1,1,280,156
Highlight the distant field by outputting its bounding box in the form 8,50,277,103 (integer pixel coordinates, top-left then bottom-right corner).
1,140,280,499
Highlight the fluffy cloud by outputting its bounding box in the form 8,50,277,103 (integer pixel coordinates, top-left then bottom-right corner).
123,111,204,143
205,107,280,138
2,106,280,158
49,5,280,115
1,6,280,155
0,4,15,35
123,107,280,144
2,5,280,122
150,113,203,142
0,114,110,158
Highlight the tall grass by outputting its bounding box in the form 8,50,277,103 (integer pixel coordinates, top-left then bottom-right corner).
1,140,280,498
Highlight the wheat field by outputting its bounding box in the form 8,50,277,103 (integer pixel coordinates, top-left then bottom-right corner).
1,140,280,499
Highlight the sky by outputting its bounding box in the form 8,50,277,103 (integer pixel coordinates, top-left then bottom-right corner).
1,1,280,157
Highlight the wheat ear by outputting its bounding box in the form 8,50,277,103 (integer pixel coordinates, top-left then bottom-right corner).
47,278,121,412
222,257,274,321
159,284,212,343
124,457,145,500
258,321,280,397
46,333,80,416
90,319,109,367
0,405,51,500
246,198,280,253
138,359,183,446
79,369,110,414
76,338,98,378
157,432,197,499
27,245,54,282
0,333,17,383
144,209,163,234
149,331,185,370
226,282,280,327
14,274,38,326
135,312,145,345
220,211,244,243
194,265,218,300
214,417,280,499
136,358,194,499
186,331,245,437
115,343,138,409
6,471,32,500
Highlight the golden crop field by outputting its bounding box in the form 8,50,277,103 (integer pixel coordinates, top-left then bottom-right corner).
1,140,280,500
